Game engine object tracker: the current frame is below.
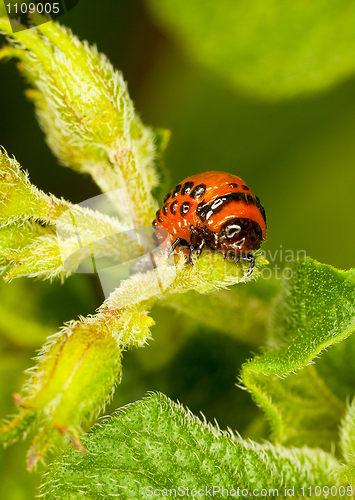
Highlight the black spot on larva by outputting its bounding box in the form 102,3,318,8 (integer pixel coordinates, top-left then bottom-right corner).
155,210,163,223
180,201,191,217
190,183,206,199
196,201,209,220
228,183,239,189
170,200,178,215
198,193,256,222
181,181,194,195
242,185,249,191
162,204,169,216
195,192,266,226
211,198,224,210
163,192,171,204
152,219,158,227
172,184,181,197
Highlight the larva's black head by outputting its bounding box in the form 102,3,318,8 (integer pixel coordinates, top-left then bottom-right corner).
218,218,263,254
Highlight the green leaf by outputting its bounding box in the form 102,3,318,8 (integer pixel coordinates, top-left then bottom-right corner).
0,16,159,225
147,0,355,100
312,332,355,404
40,393,342,499
242,258,355,451
0,150,132,281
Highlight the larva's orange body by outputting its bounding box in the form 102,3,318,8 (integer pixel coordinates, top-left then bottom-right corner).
153,171,267,275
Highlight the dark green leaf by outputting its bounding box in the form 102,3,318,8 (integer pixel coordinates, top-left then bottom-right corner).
40,393,342,499
242,258,355,450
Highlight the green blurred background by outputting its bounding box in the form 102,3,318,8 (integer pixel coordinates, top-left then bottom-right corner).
1,0,355,497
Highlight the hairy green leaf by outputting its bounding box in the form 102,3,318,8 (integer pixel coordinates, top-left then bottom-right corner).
40,393,343,499
0,15,165,225
242,258,355,451
0,150,133,281
147,0,355,100
315,334,355,402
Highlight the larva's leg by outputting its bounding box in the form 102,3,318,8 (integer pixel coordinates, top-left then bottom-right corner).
167,238,189,257
238,253,255,276
189,241,205,265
